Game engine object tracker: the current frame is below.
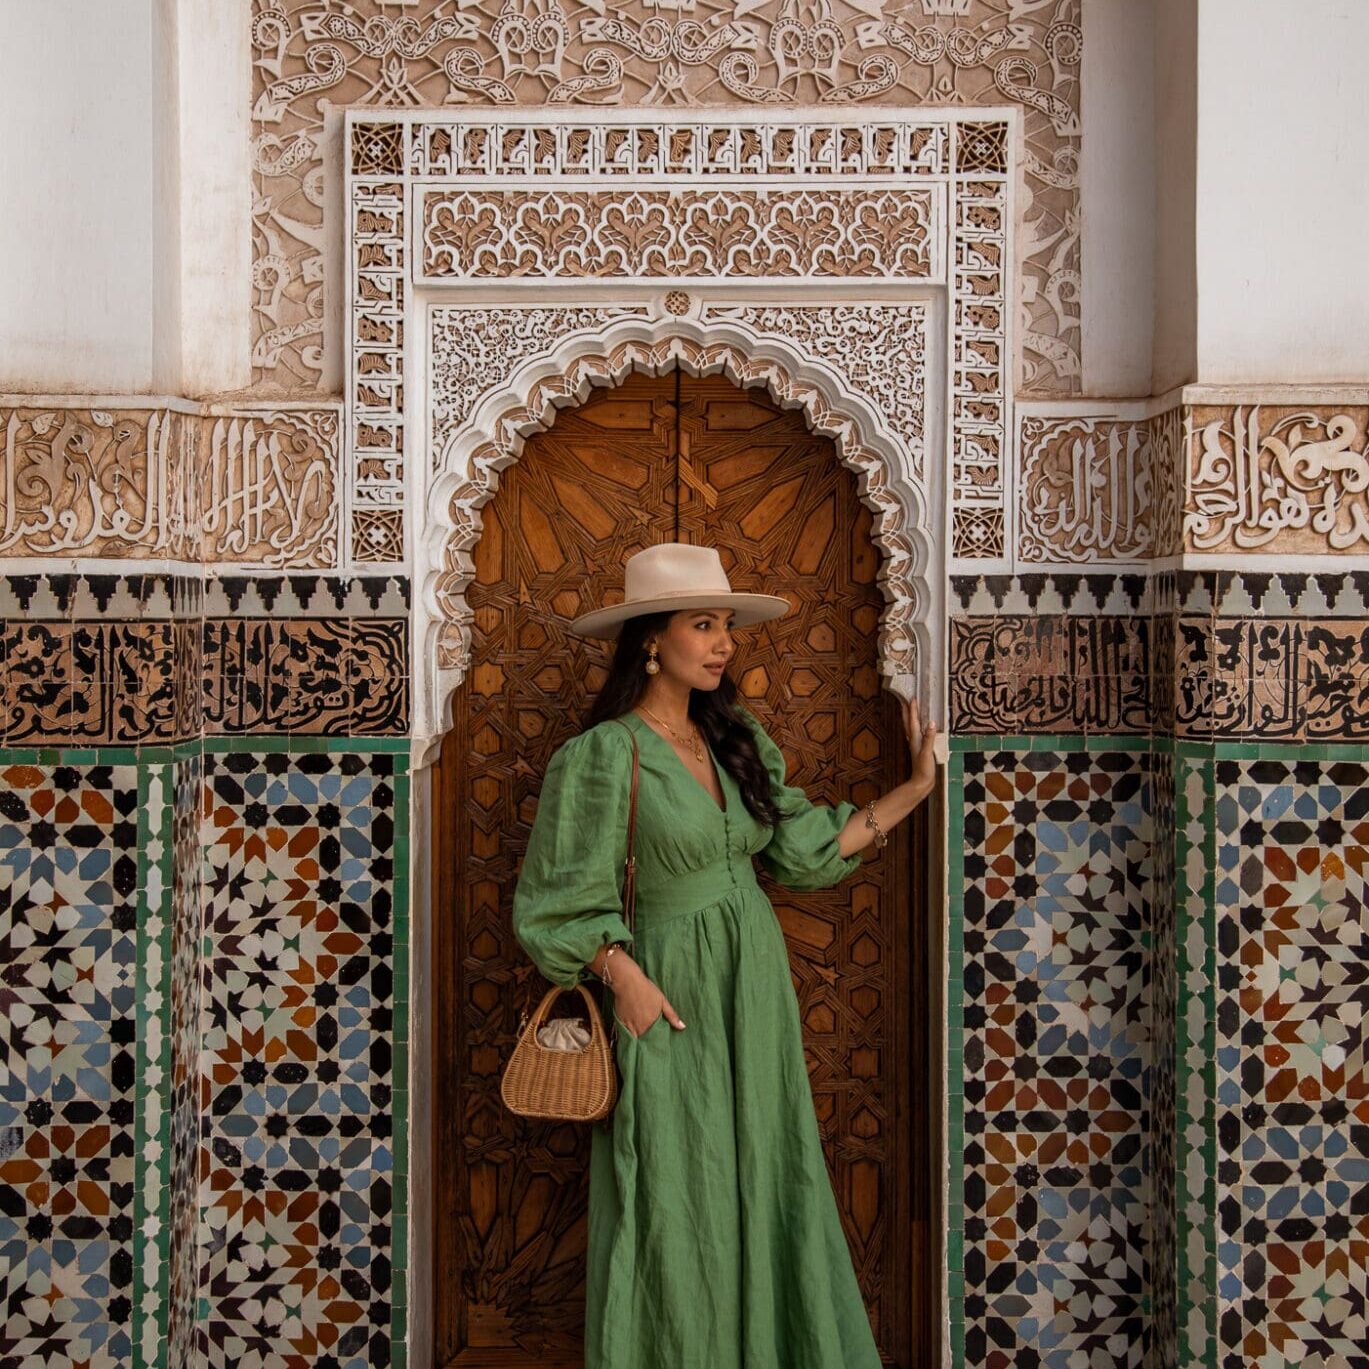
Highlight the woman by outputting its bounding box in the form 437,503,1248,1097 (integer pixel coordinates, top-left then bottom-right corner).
511,541,939,1369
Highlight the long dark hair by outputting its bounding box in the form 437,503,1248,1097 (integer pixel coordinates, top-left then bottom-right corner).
583,610,785,828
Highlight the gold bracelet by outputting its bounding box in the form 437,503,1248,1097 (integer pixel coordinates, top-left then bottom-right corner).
600,942,625,988
864,799,888,850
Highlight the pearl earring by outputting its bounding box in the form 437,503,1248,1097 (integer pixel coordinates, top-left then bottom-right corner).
645,641,660,675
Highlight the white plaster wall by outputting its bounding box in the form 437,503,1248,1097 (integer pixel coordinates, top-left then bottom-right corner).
176,0,252,396
0,0,250,396
153,0,182,391
1151,0,1198,394
1081,0,1155,398
1196,0,1369,383
0,2,159,392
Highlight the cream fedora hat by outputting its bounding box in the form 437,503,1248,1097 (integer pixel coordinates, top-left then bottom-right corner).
568,542,792,639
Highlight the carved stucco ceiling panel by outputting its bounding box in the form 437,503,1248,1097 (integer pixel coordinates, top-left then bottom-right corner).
251,0,1081,395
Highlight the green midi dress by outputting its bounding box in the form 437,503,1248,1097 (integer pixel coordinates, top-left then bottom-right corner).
511,705,883,1369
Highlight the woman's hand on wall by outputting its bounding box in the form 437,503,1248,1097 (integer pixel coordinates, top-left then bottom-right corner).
901,695,939,797
834,694,943,859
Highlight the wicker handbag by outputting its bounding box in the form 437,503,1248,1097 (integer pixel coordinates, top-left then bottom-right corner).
501,719,640,1123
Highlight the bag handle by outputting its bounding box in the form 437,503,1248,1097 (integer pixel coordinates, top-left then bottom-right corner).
610,717,641,937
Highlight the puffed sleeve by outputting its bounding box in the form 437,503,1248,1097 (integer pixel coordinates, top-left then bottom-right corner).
511,723,636,989
739,705,864,890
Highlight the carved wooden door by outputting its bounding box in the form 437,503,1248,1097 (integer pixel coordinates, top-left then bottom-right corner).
433,371,935,1368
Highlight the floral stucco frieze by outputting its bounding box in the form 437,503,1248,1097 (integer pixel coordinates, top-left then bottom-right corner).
418,186,936,280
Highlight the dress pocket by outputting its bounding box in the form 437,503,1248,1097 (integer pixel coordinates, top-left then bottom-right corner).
612,1001,665,1041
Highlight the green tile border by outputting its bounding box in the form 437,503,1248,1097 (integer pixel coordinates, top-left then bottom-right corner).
947,735,1369,763
946,747,966,1364
948,733,1156,754
1173,737,1369,763
390,763,411,1369
1200,752,1218,1366
0,736,414,765
131,763,155,1368
0,746,147,765
132,760,177,1369
200,734,413,755
1214,739,1369,762
1172,749,1217,1369
153,763,177,1369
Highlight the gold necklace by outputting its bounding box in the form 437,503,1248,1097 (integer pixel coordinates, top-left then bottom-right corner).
637,702,705,761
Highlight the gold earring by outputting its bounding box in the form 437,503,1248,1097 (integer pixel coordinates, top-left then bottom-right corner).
645,641,660,675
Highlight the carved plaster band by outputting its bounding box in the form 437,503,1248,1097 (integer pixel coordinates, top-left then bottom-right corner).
0,404,342,568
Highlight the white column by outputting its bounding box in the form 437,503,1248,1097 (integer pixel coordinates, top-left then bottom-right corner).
0,0,159,392
1195,0,1369,383
1081,0,1156,398
0,0,251,396
1151,0,1198,394
153,0,183,391
175,0,251,395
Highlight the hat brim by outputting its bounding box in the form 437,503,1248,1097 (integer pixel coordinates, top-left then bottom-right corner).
567,591,793,639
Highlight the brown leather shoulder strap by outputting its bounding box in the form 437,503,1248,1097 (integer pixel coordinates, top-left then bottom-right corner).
609,718,640,934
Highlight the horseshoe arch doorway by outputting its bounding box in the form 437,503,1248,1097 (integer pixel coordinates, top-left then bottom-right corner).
431,368,940,1367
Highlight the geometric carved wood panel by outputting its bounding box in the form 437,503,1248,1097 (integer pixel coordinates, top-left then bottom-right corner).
433,371,932,1367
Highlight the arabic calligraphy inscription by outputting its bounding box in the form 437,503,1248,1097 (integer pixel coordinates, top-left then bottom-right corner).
1184,406,1369,555
1019,415,1152,563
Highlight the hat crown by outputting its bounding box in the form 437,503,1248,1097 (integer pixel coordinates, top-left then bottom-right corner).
566,539,791,637
623,543,732,602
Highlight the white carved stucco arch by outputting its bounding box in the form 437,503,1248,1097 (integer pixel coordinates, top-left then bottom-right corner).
414,314,942,759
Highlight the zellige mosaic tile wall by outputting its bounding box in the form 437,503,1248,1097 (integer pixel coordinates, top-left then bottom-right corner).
198,741,409,1368
948,737,1154,1369
947,569,1369,1369
0,562,412,1369
1182,747,1369,1369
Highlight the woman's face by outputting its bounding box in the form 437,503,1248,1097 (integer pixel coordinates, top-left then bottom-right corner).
651,607,736,691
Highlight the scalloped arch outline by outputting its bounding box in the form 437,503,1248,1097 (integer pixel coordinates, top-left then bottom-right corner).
415,314,943,753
